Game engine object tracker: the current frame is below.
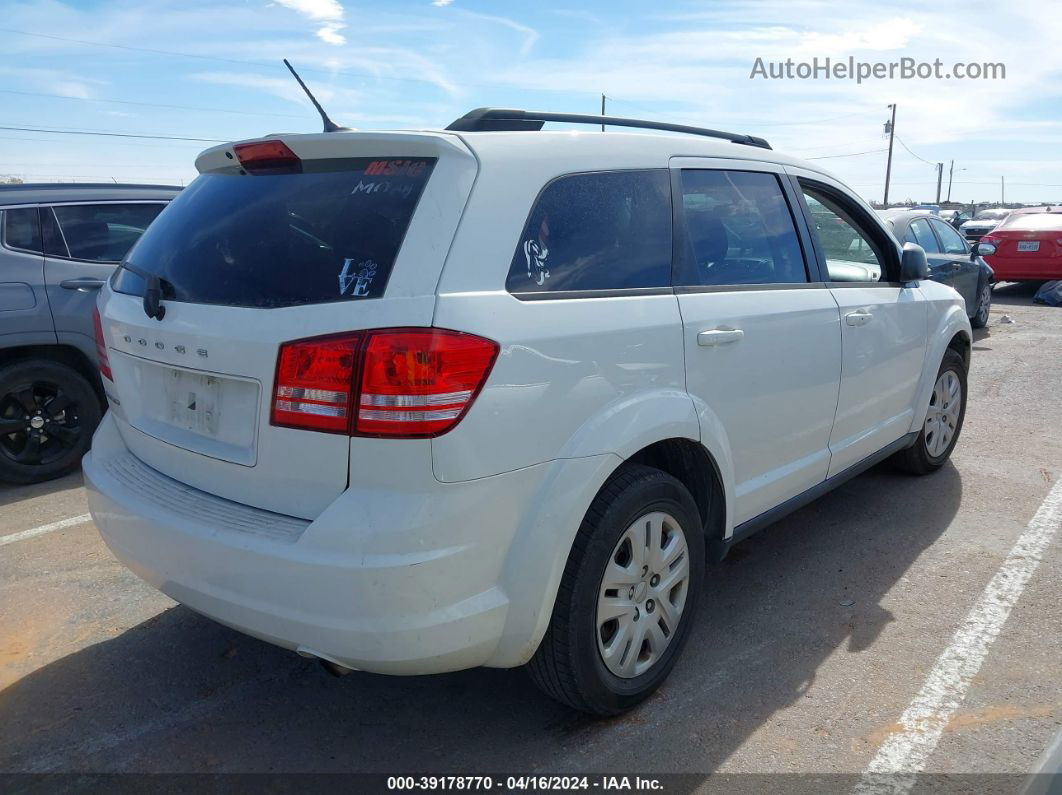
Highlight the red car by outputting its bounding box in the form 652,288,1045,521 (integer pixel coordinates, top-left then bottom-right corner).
979,207,1062,281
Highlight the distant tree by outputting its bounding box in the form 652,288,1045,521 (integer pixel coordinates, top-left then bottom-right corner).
0,176,24,184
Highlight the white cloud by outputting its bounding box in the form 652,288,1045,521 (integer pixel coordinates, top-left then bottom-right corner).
432,0,455,6
316,22,347,45
275,0,347,46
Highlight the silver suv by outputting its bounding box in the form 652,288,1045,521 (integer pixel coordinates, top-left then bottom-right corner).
0,183,178,483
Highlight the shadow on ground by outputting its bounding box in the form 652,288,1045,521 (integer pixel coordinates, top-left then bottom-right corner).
990,281,1044,308
0,470,84,509
0,463,962,775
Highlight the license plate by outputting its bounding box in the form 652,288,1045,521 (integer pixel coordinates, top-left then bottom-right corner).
164,368,223,436
1017,240,1040,252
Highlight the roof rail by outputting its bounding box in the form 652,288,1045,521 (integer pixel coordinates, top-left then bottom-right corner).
445,108,771,150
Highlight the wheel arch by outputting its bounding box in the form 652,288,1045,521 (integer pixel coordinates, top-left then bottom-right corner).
0,344,104,404
488,434,730,669
908,305,972,436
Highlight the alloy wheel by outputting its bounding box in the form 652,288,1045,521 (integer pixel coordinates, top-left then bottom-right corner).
0,381,82,466
596,511,690,678
924,370,961,458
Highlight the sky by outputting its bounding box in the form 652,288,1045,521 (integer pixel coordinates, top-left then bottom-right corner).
2,0,1061,205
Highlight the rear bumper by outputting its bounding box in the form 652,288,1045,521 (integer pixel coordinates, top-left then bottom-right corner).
985,256,1062,281
85,412,565,675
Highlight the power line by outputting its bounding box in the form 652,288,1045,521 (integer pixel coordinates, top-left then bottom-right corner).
894,135,936,166
0,124,227,143
806,148,888,160
0,88,308,120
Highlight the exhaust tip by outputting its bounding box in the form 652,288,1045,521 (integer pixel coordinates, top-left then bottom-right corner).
320,659,354,677
295,645,357,676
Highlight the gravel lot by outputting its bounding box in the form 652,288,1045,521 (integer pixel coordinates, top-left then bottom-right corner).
1,282,1059,789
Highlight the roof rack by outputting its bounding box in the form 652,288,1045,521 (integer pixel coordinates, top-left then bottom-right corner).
445,108,771,150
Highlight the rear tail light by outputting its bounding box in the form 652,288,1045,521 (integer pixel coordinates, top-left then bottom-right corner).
233,140,302,175
271,328,499,438
93,307,112,381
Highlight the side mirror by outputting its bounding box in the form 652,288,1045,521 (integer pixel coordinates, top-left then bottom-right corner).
976,241,996,256
900,242,929,283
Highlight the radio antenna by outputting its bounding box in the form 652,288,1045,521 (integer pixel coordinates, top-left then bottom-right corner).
283,59,349,133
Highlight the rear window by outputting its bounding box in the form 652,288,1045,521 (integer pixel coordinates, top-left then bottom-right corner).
998,213,1062,231
113,157,435,308
506,170,672,294
3,208,42,254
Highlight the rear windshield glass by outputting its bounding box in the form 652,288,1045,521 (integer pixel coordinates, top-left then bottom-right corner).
999,213,1062,231
113,157,435,308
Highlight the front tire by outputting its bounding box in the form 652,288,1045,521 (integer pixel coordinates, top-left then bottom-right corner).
893,348,967,475
0,360,103,484
971,281,991,329
528,464,705,715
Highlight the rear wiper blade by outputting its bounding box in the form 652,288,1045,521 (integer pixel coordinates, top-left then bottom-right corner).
120,262,173,321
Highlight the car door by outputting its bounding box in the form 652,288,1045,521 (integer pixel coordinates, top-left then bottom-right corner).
792,175,927,476
672,159,842,525
930,217,979,312
0,206,55,342
42,202,166,356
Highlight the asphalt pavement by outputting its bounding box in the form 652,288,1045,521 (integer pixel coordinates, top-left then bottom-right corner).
0,282,1059,791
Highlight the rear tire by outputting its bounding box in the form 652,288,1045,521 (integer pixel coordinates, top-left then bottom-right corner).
0,360,103,484
892,349,967,475
528,464,705,715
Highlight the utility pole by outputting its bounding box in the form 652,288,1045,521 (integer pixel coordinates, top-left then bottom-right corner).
935,162,943,204
1001,175,1005,205
947,160,955,202
601,94,606,132
883,103,897,207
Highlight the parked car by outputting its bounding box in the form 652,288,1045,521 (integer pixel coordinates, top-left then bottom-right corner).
939,209,971,229
85,110,972,715
978,206,1062,282
879,209,994,327
959,207,1011,244
0,183,179,483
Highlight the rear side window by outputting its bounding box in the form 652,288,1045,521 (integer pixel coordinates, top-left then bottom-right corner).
506,170,671,294
51,203,164,262
114,158,435,308
907,218,941,254
3,208,42,254
677,170,807,286
931,218,968,254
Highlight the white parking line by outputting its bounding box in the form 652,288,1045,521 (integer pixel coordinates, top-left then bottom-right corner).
855,478,1062,795
0,513,93,547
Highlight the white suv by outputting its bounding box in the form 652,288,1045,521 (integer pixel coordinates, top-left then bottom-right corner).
85,109,971,715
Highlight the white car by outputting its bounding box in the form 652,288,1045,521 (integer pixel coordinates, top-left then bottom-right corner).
85,109,972,715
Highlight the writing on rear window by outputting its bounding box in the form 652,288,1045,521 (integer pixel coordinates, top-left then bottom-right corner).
364,160,429,177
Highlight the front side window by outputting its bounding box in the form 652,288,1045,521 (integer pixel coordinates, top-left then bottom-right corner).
2,208,42,254
677,170,807,286
931,218,968,254
506,170,672,294
801,185,885,282
52,203,165,262
907,218,942,254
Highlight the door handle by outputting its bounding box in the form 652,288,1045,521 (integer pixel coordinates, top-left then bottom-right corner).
950,263,962,271
60,278,106,291
845,309,873,326
697,328,744,347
